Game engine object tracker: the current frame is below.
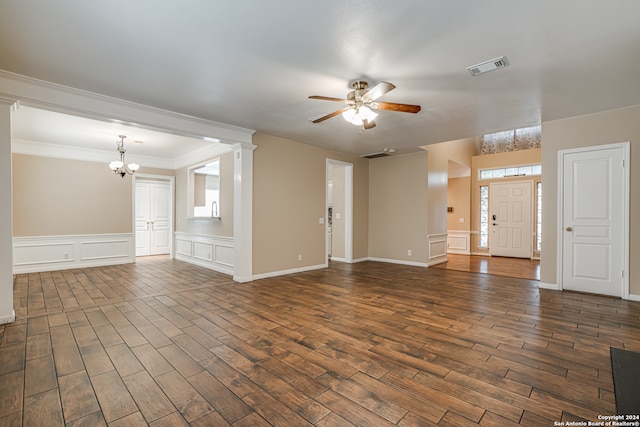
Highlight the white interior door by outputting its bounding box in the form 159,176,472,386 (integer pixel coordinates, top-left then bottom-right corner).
489,181,533,258
135,182,151,256
561,145,627,297
150,182,170,255
135,180,171,257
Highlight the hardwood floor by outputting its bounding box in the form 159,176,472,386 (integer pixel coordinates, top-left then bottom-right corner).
2,256,639,426
432,254,540,281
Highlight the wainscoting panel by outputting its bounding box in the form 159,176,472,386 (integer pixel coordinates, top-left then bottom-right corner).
13,234,135,274
174,232,234,275
428,233,448,266
447,230,471,255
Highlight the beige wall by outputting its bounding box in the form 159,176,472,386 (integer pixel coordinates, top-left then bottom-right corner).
422,138,478,237
252,132,368,275
369,152,428,262
175,150,234,237
541,106,640,294
447,176,471,231
13,154,136,236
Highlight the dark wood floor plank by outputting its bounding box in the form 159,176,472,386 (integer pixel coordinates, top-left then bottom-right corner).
8,256,640,425
22,389,64,427
24,355,57,397
186,370,253,424
58,370,101,423
122,370,176,423
50,324,84,377
155,370,214,422
157,344,205,378
90,370,138,423
0,370,24,419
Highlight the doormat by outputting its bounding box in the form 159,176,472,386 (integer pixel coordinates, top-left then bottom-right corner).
611,347,640,414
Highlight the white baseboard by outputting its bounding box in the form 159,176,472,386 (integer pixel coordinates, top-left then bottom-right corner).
626,293,640,302
539,281,560,290
174,232,234,276
251,263,328,281
0,310,15,325
13,234,135,274
367,257,429,268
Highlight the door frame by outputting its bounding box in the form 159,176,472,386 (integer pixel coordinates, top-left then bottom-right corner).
132,174,175,259
326,159,353,263
557,142,630,298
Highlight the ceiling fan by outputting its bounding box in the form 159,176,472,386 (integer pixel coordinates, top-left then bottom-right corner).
308,80,421,130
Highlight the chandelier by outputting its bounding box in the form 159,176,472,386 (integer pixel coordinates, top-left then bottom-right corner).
108,135,140,177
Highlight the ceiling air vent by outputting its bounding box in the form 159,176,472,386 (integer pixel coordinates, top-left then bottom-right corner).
360,152,390,159
466,56,509,76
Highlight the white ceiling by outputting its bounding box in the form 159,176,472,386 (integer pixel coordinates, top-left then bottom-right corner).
1,1,639,157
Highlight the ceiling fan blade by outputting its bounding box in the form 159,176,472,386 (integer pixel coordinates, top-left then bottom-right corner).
309,107,350,123
362,119,376,130
362,81,395,101
371,101,421,114
308,95,351,103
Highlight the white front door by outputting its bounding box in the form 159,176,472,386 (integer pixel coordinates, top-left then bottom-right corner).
489,181,533,258
135,180,171,257
560,144,627,297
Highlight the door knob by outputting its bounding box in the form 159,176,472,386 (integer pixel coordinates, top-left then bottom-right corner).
565,226,573,232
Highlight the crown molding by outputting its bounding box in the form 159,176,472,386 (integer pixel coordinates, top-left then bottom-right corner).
0,70,255,146
12,138,177,169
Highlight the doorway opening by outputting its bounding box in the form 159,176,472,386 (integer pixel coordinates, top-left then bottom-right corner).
134,175,174,258
326,159,353,264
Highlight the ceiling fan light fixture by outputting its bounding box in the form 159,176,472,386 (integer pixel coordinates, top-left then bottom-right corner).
342,106,377,126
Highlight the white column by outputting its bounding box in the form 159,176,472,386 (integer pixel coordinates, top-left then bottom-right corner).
0,98,16,324
232,142,256,282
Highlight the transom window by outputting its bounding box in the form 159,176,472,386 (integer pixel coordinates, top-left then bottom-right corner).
479,164,541,180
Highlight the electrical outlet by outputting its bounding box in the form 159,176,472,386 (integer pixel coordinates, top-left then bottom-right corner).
407,249,412,256
298,254,302,261
319,217,324,224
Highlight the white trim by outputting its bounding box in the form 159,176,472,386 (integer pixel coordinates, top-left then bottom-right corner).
13,234,135,274
326,159,354,263
427,233,448,238
538,282,560,290
367,257,430,268
557,142,630,299
447,230,471,255
232,143,255,282
0,70,255,146
0,310,15,325
428,233,448,265
627,293,640,302
174,232,234,276
251,263,328,281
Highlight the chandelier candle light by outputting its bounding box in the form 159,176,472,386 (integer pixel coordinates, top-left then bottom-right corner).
109,135,140,177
